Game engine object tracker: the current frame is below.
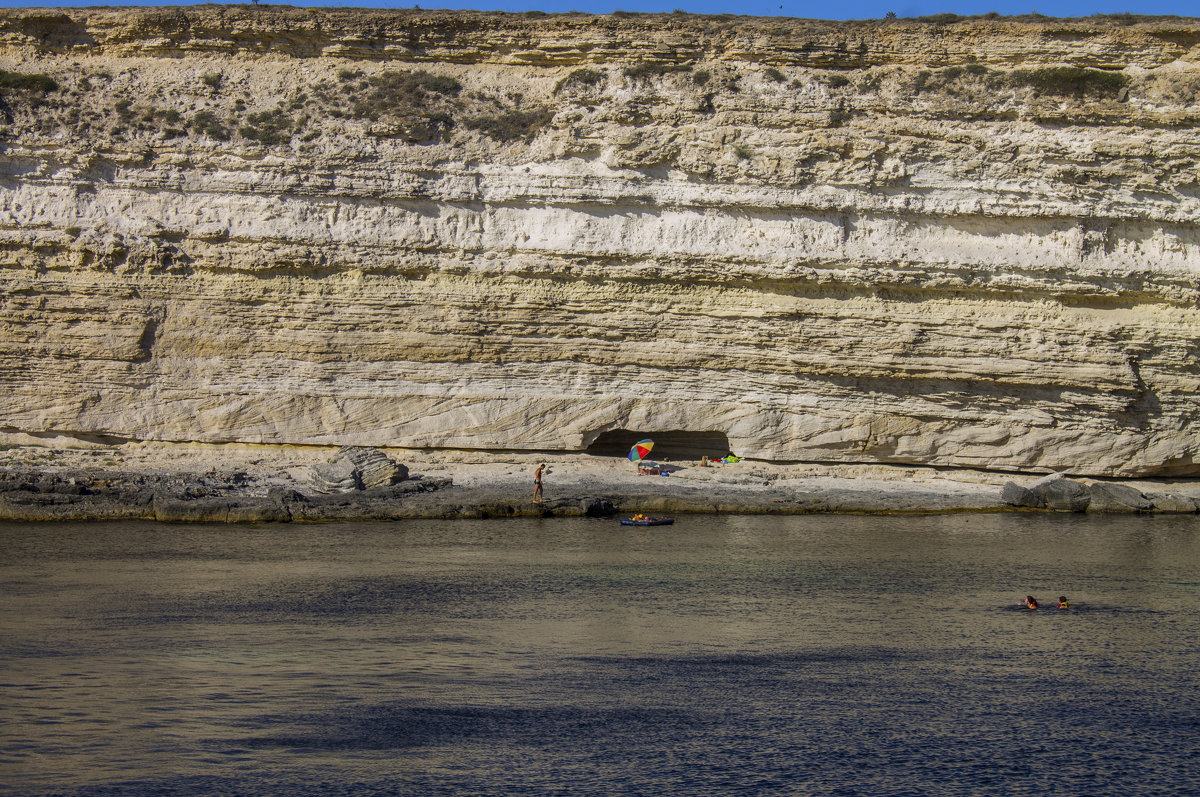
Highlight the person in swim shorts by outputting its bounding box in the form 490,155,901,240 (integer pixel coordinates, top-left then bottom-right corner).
533,463,545,503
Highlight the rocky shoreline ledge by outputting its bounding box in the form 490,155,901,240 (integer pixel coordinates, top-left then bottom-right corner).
1,443,1198,523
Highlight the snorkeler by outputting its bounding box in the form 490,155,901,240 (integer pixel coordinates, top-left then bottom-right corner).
1058,596,1069,609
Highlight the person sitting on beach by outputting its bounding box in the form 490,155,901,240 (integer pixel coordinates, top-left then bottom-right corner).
1057,596,1069,609
1024,595,1039,610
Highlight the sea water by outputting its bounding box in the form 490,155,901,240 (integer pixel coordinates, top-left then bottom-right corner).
1,513,1197,795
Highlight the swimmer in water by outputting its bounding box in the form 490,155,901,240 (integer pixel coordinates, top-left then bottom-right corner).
1024,595,1039,610
1058,596,1069,609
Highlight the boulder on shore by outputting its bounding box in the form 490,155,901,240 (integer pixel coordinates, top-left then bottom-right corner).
307,447,409,494
1000,481,1040,508
1028,473,1090,512
1086,483,1152,513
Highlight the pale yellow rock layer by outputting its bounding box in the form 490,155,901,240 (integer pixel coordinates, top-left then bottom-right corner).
0,8,1198,475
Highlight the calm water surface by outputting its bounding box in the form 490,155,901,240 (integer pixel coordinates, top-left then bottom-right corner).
1,514,1198,795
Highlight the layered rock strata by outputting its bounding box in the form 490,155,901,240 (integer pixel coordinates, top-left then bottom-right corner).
1,8,1199,476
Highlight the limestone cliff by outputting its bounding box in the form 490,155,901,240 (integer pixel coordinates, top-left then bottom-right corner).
1,7,1198,476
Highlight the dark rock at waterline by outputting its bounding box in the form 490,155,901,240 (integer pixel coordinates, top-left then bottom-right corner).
1000,482,1040,508
1029,473,1090,512
581,497,617,517
1086,483,1152,513
0,473,93,496
268,486,306,505
1002,474,1095,512
0,464,452,522
289,477,453,520
1146,492,1199,513
151,493,291,523
142,477,454,523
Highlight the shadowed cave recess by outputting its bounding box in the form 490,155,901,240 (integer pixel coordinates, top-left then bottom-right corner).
584,430,732,461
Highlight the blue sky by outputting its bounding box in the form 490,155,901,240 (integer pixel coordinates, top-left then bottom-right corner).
0,0,1195,22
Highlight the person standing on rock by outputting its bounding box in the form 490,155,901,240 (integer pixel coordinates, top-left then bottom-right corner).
533,463,546,503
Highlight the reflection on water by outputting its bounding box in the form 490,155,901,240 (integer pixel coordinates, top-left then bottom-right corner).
1,514,1198,795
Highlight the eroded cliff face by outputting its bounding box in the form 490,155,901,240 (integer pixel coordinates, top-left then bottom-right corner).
1,7,1198,475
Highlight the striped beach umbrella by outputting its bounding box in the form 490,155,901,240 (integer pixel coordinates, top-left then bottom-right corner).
628,439,655,461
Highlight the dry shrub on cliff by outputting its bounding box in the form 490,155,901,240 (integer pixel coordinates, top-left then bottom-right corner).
1008,67,1130,98
914,12,964,24
464,108,554,143
340,69,462,142
0,69,58,93
239,109,295,146
907,63,1129,104
351,70,461,118
0,68,58,124
92,95,187,140
190,110,231,141
911,65,991,96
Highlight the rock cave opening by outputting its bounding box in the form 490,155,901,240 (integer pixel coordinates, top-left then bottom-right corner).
584,429,732,461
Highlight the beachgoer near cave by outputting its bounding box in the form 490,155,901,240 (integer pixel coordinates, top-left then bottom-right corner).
1058,596,1069,609
533,463,545,503
1024,595,1039,610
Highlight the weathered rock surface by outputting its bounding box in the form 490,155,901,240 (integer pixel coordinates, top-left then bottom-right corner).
1085,482,1153,513
347,447,410,489
1022,472,1092,511
1,8,1199,476
1000,481,1040,508
309,456,362,494
0,464,449,522
1146,492,1200,513
307,446,409,493
1003,475,1175,512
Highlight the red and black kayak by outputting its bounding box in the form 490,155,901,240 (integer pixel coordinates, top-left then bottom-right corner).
620,517,675,526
